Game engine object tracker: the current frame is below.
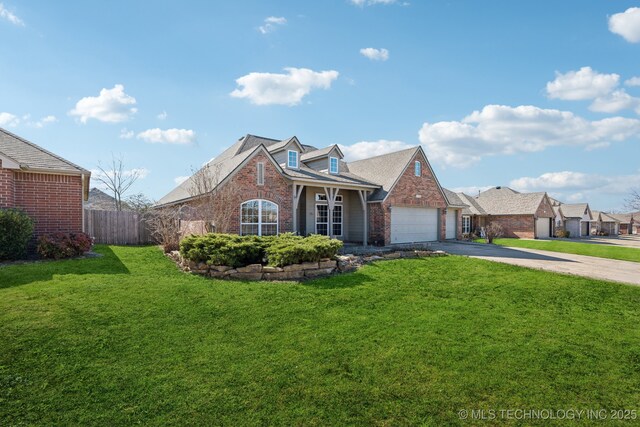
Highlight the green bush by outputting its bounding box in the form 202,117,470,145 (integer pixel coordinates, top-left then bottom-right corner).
180,233,263,268
265,234,343,267
0,208,34,260
179,233,343,268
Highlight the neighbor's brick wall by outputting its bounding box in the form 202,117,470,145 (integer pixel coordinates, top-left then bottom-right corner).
13,172,83,237
182,152,293,235
489,215,535,239
379,150,448,245
536,196,554,218
0,160,15,208
368,202,385,245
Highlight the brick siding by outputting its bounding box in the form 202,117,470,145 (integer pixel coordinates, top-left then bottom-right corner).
379,150,448,245
488,214,535,239
0,160,15,208
13,171,84,237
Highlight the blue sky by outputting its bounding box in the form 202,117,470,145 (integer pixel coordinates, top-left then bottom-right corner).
1,0,639,211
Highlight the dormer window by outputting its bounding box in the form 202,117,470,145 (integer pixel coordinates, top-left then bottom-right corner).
414,161,421,177
287,150,298,169
329,157,339,174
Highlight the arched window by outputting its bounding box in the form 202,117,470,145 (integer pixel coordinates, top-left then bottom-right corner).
240,199,278,236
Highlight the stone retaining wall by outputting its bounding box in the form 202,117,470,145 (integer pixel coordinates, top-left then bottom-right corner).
168,249,447,281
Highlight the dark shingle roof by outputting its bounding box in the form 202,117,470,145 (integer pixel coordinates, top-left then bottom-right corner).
0,127,88,174
300,145,341,162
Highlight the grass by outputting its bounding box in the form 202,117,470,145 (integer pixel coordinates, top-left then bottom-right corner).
1,245,640,426
476,238,640,263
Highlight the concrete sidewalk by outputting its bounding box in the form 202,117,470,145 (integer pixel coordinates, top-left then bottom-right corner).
430,241,640,287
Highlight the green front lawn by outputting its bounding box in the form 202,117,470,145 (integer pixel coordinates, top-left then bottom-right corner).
2,246,640,426
481,238,640,263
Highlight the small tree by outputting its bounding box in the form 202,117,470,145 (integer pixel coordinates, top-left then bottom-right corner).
484,222,503,244
186,162,236,233
147,206,180,252
95,154,142,211
125,193,154,216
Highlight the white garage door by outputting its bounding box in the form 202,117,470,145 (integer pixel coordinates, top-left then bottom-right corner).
535,217,550,239
446,209,457,239
390,207,438,244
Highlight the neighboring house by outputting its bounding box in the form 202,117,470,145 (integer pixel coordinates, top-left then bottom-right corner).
608,213,636,235
452,186,555,239
157,134,463,245
0,128,90,239
558,203,592,237
553,205,565,231
85,187,130,211
590,211,620,235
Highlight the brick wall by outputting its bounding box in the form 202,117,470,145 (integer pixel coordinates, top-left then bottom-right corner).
13,172,83,237
368,202,385,245
489,215,535,239
379,150,447,245
182,151,293,235
0,160,15,208
536,196,554,218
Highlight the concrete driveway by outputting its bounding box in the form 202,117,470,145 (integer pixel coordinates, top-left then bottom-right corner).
431,242,640,287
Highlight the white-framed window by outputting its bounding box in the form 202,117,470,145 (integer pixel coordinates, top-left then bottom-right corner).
316,204,328,235
240,199,278,236
329,157,339,174
315,193,342,202
257,162,264,186
287,150,298,169
462,215,471,234
332,205,343,236
415,160,421,176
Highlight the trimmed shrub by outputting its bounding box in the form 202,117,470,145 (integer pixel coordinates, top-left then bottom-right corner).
179,233,343,268
37,232,93,260
555,229,570,238
0,208,34,260
180,233,263,268
265,234,343,267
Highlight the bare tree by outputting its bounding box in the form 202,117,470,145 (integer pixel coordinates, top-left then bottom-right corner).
95,154,142,211
625,188,640,212
186,162,236,234
125,193,154,216
484,222,504,244
147,206,181,252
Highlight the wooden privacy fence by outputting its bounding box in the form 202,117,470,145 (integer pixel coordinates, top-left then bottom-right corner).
84,209,153,245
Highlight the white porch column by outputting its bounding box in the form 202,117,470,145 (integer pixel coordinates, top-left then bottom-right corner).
358,190,368,246
292,184,304,235
323,187,339,238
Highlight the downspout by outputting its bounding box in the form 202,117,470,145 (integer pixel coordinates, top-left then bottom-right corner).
81,173,86,233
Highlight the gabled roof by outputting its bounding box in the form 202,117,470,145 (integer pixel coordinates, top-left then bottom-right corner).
157,144,269,206
553,205,565,220
608,213,635,223
300,144,344,162
283,164,378,188
591,211,619,223
474,186,548,215
347,147,420,201
456,193,487,216
559,203,591,219
266,136,303,153
85,187,130,211
0,127,89,174
442,188,469,208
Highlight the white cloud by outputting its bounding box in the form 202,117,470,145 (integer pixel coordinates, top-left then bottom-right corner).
32,115,57,128
0,3,24,26
590,90,640,114
119,128,134,139
608,7,640,43
69,84,137,123
258,16,286,34
137,128,196,144
157,111,168,120
418,104,640,167
509,170,640,199
174,176,190,185
338,139,411,161
546,67,619,100
360,47,389,61
0,112,20,127
625,76,640,87
230,67,339,106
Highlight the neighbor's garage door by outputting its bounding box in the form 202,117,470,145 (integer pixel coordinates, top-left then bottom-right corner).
446,209,457,239
535,217,550,239
390,207,439,243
